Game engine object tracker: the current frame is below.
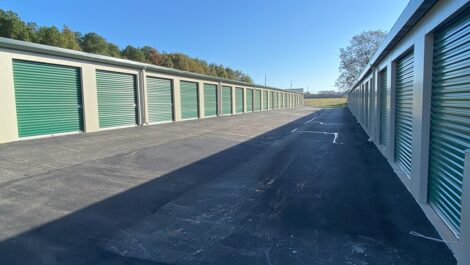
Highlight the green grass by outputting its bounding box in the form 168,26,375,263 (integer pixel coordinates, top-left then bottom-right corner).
304,98,347,108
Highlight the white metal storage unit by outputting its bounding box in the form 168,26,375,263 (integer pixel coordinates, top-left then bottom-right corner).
0,37,304,145
346,2,470,263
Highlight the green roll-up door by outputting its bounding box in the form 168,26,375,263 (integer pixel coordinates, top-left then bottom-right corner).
13,60,83,138
246,89,253,112
428,12,470,234
204,83,217,117
269,91,273,109
263,91,268,110
180,81,199,119
235,87,244,113
97,70,137,129
222,86,232,115
379,69,389,147
147,77,173,123
275,92,279,108
394,51,414,177
254,90,261,111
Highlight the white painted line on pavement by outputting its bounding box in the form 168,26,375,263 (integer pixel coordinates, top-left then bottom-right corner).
292,130,341,144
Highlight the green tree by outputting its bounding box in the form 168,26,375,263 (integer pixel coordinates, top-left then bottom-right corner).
106,43,121,57
121,45,145,62
80,32,108,54
36,26,63,47
0,9,36,41
61,26,81,50
240,75,253,83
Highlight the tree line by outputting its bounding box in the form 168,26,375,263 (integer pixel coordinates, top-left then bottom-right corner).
0,9,253,83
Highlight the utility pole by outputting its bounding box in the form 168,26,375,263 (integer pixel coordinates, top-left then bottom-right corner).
264,74,267,86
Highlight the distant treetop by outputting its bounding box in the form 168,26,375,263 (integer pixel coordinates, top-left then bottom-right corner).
0,9,254,83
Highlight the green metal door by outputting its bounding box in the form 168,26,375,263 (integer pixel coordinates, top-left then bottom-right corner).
222,86,232,115
379,69,389,147
204,83,217,117
275,92,279,109
13,60,83,137
180,81,199,119
147,76,173,123
96,70,137,129
428,12,470,234
263,91,268,110
235,87,244,113
246,89,253,112
269,91,273,109
254,90,261,111
394,51,414,177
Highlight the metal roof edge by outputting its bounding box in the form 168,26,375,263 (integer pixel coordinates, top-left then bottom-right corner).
0,37,302,94
349,0,437,92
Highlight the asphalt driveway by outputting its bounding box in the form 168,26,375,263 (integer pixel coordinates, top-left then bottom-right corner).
0,107,456,264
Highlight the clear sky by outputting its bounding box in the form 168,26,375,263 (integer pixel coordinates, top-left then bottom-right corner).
1,0,409,91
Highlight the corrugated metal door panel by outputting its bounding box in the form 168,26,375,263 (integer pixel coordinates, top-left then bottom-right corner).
96,70,137,129
273,92,278,109
263,91,268,110
147,76,173,123
428,11,470,234
247,89,253,112
235,87,244,113
180,81,199,119
365,84,369,129
222,86,232,115
379,69,389,147
13,60,83,137
254,90,261,111
394,51,414,177
204,83,217,117
269,91,273,109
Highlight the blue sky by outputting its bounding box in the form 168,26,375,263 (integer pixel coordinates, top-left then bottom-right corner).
1,0,409,91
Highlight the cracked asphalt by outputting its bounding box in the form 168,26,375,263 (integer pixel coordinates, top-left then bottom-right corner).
0,107,456,264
